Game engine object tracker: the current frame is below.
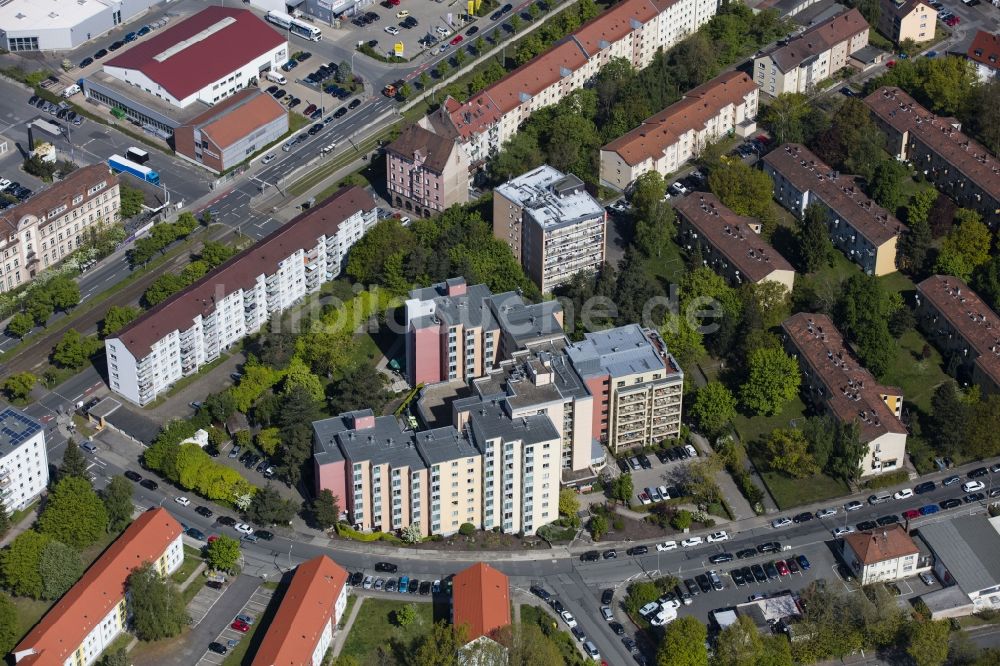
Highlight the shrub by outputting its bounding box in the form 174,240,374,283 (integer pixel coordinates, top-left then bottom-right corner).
862,470,911,490
671,509,693,531
458,523,475,536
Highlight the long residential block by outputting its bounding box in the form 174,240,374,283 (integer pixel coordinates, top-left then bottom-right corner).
782,312,907,477
915,275,1000,395
864,86,1000,228
493,165,606,293
599,71,759,191
753,8,869,96
11,508,183,666
0,164,119,293
675,192,795,292
762,143,906,276
421,0,719,166
106,186,376,405
0,408,49,514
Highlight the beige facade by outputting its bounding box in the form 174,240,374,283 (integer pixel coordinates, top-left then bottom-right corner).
878,0,937,45
842,526,920,585
0,164,119,293
428,455,483,535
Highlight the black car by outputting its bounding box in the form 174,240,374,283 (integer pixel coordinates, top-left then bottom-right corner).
736,548,757,559
195,506,214,518
28,95,39,106
217,516,236,527
94,48,108,58
186,528,206,541
793,511,814,523
348,98,362,109
550,599,565,614
654,450,670,464
969,467,989,479
288,98,301,108
208,642,228,655
914,481,936,494
695,574,712,593
375,561,398,573
139,478,158,491
79,57,94,68
581,550,599,562
206,580,224,590
124,470,142,482
408,579,420,593
266,85,279,94
756,541,781,554
273,90,286,100
310,108,323,119
501,3,513,12
108,40,125,51
490,9,503,19
419,581,432,595
308,123,324,135
877,514,900,526
256,460,269,473
684,578,700,596
709,552,734,564
601,588,614,605
571,626,586,642
617,459,630,473
466,26,479,36
857,520,878,531
349,571,364,586
296,51,312,61
939,498,962,509
637,454,652,469
531,585,551,601
610,621,625,636
623,636,638,652
750,564,767,583
603,549,617,560
628,545,648,556
333,106,348,118
253,530,274,541
764,561,780,579
964,492,986,503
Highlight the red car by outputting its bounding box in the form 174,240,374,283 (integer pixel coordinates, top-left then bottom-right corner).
231,620,250,633
945,16,959,26
903,509,922,520
775,560,790,576
886,60,896,68
450,35,464,45
390,0,400,5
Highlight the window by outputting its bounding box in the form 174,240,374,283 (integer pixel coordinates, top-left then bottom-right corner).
7,36,38,52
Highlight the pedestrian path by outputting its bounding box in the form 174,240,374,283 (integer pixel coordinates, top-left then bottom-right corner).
331,595,365,658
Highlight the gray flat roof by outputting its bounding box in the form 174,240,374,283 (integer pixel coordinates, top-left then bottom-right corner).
566,324,682,380
490,292,564,347
408,281,500,332
104,406,161,445
495,165,604,232
0,407,42,453
918,515,1000,595
414,426,479,466
88,397,122,420
468,401,560,448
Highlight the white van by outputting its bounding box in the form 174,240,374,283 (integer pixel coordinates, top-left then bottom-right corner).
62,84,81,98
265,71,286,85
868,492,892,505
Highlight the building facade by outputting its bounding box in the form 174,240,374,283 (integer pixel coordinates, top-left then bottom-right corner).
599,72,759,191
251,556,348,666
842,525,920,585
0,0,158,51
675,192,795,293
420,0,719,166
864,87,1000,228
783,313,907,477
878,0,937,44
385,124,470,217
11,508,183,666
106,187,376,405
493,165,606,293
0,164,119,293
753,8,869,96
173,89,288,173
967,31,1000,82
0,408,48,513
915,275,1000,395
763,143,906,276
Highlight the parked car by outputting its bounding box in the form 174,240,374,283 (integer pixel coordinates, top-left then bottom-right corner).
707,531,729,542
195,506,213,518
771,517,792,528
234,523,254,535
209,642,228,655
375,561,398,573
254,530,274,541
231,620,250,633
174,496,191,507
893,488,914,500
963,480,986,493
124,470,142,482
140,479,158,491
657,540,678,551
681,536,704,547
560,611,577,628
844,500,863,511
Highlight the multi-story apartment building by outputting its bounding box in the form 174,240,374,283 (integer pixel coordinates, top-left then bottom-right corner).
753,8,869,96
251,556,348,666
493,165,606,293
763,143,906,276
566,324,683,452
0,408,48,514
782,313,907,477
106,186,376,405
385,124,470,217
11,508,183,666
915,275,1000,395
0,164,119,293
842,525,920,585
878,0,937,45
404,277,564,386
420,0,719,166
967,31,1000,82
675,192,796,293
599,72,759,191
864,87,1000,228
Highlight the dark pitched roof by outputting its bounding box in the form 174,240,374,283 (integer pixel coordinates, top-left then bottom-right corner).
761,8,868,72
180,89,287,149
385,124,458,173
0,164,117,233
104,7,285,102
110,186,374,359
967,30,1000,71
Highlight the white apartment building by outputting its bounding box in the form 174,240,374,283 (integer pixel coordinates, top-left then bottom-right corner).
421,0,719,165
106,186,376,406
0,408,48,514
753,8,869,96
600,71,759,191
493,166,606,293
12,508,183,666
842,525,920,585
0,164,120,293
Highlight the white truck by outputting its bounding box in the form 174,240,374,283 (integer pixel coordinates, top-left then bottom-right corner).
62,84,81,98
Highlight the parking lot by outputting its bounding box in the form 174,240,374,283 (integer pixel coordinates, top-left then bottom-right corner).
614,445,700,506
197,585,275,664
347,0,481,61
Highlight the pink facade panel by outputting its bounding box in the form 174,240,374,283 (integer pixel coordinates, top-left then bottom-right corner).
584,374,609,442
314,458,346,510
410,325,443,385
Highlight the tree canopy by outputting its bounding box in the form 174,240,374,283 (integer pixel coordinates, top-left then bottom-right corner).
128,563,188,641
740,347,801,416
38,476,108,548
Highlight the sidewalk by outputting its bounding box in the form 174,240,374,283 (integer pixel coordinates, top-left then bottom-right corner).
689,432,756,520
330,593,364,658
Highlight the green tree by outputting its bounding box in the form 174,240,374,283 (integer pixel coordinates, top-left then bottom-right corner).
965,394,1000,460
24,289,54,325
671,509,693,531
714,615,763,666
0,506,9,541
759,93,828,145
395,604,417,627
256,427,281,456
0,530,51,598
419,71,431,90
0,592,19,656
143,273,187,307
906,620,950,666
928,382,968,457
38,476,108,548
814,97,885,180
658,616,708,666
38,539,84,600
690,382,737,438
412,621,466,665
100,305,140,337
6,312,34,338
589,514,608,540
312,489,340,530
435,59,450,78
128,562,188,641
661,312,706,371
799,204,835,272
59,438,90,481
935,210,992,281
528,3,540,19
206,535,241,572
764,428,820,478
336,59,352,84
2,371,36,401
247,484,297,525
47,276,81,312
837,274,899,377
868,159,908,212
102,475,134,533
558,488,580,524
740,347,801,416
707,158,775,223
474,36,486,54
118,184,145,218
52,328,99,369
327,364,389,415
509,14,522,33
198,241,236,268
900,214,933,276
612,473,634,505
282,357,325,403
96,649,130,666
398,83,413,100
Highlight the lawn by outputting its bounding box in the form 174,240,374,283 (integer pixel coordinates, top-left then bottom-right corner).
520,605,587,666
643,238,686,287
882,329,949,414
12,596,51,639
339,597,434,661
171,545,204,584
732,396,808,449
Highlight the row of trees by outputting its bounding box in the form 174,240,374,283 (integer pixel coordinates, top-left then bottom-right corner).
127,211,200,267
5,275,81,339
143,240,236,307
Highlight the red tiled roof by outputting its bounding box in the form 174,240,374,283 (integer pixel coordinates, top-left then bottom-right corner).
251,556,347,666
782,312,906,443
966,30,1000,71
0,164,118,233
183,89,287,150
843,524,918,565
13,509,182,665
452,563,510,642
603,71,757,166
571,0,659,56
109,186,374,359
104,7,285,102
